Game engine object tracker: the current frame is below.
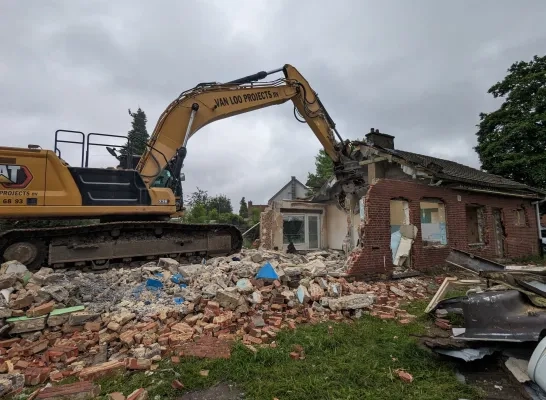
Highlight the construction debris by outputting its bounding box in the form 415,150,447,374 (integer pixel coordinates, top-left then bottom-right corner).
0,248,433,391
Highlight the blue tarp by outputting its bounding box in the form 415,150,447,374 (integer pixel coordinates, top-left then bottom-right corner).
256,262,278,280
146,278,164,291
171,273,185,284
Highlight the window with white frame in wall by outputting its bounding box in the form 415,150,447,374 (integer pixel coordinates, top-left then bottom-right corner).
282,213,320,249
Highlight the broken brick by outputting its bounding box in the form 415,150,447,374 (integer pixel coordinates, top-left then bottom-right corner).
23,339,49,356
126,388,148,400
25,366,51,385
435,319,452,330
176,335,231,359
0,338,20,348
15,360,29,370
84,321,101,332
36,381,101,399
289,352,300,360
119,330,136,346
171,379,184,390
395,369,413,383
79,360,126,381
49,371,64,382
26,301,55,318
109,393,126,400
125,358,152,370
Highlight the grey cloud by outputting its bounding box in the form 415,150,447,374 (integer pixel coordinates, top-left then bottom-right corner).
1,0,546,208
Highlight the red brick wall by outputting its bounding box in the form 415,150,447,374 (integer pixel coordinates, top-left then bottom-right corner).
348,179,539,277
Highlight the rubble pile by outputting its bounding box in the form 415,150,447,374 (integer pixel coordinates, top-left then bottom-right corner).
0,249,433,396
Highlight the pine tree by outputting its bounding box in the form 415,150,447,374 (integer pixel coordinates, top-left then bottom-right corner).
239,197,248,218
119,107,149,161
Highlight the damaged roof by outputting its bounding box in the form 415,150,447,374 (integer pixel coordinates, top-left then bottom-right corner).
383,147,534,191
312,132,546,201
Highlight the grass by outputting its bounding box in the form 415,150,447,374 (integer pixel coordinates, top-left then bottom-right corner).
82,300,481,400
508,254,546,265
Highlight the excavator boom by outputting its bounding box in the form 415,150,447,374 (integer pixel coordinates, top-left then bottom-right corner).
138,64,351,192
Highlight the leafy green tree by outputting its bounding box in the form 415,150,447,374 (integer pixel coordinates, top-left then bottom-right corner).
207,194,232,214
239,197,248,218
305,149,335,194
475,55,546,189
186,187,208,209
119,107,149,160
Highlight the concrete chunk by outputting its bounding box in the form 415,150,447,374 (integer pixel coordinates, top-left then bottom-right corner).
0,274,16,290
327,294,376,311
68,311,100,326
215,289,241,310
0,373,25,397
8,316,47,334
0,261,28,276
40,285,69,302
157,257,179,273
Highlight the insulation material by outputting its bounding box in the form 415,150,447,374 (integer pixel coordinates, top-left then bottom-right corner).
394,236,413,266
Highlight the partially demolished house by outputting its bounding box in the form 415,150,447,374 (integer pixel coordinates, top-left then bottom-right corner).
260,129,545,277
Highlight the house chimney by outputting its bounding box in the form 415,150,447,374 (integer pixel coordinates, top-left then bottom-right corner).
365,128,395,149
290,176,296,200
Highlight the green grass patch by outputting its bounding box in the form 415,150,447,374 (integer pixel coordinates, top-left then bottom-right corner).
93,311,480,400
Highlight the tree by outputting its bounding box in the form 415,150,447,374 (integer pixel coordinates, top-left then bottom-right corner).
305,149,335,194
239,197,248,218
207,194,232,214
186,187,208,209
119,107,149,160
475,55,546,189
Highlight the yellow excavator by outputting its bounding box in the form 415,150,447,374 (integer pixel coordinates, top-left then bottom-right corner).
0,64,361,269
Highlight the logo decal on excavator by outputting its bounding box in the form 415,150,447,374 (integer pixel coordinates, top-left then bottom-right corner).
0,164,33,188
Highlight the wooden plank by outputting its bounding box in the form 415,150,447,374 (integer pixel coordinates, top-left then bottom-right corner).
425,277,458,313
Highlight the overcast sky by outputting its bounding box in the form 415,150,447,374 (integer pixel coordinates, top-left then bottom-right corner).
2,1,545,208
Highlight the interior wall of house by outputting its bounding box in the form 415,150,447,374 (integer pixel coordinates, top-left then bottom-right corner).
326,204,348,250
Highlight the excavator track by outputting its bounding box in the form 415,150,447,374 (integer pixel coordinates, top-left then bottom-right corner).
0,221,243,270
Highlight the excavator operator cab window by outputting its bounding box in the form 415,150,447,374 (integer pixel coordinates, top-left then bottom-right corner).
151,169,172,188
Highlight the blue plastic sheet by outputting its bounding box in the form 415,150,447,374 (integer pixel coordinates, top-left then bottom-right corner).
171,273,185,284
256,262,278,280
146,278,164,291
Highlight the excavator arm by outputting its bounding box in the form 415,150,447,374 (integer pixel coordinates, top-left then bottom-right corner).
136,64,353,198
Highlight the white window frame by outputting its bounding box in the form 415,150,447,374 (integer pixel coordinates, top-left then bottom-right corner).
282,213,321,250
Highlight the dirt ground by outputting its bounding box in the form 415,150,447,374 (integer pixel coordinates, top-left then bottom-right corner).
177,383,245,400
456,356,531,400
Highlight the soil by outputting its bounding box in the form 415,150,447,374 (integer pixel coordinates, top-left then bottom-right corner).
176,382,245,400
456,355,532,400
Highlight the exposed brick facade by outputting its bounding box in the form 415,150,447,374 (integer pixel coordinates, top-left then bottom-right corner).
348,179,540,277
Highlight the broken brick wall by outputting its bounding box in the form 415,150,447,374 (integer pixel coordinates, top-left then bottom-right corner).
259,204,284,250
348,179,540,277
